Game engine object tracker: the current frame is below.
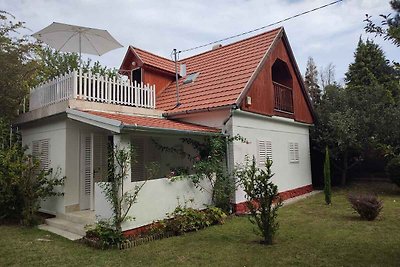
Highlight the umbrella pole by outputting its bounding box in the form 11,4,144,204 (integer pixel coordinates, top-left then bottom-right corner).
79,32,82,65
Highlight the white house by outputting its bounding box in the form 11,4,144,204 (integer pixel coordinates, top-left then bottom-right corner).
16,27,314,238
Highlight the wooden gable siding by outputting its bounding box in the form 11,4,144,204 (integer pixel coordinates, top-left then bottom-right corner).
240,38,313,124
120,50,174,97
142,68,174,96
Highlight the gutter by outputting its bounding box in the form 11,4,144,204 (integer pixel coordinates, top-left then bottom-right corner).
163,104,235,118
233,109,314,127
121,124,221,136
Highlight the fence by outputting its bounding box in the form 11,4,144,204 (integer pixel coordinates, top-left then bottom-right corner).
29,69,156,111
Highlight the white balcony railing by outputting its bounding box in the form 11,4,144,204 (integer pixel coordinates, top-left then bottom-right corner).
29,68,156,111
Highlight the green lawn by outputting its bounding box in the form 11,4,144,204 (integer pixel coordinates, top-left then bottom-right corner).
1,182,399,267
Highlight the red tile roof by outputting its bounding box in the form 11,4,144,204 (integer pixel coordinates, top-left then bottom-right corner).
85,110,220,134
132,46,176,74
156,27,282,114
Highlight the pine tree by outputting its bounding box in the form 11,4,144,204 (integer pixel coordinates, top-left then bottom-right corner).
304,57,321,106
345,38,396,87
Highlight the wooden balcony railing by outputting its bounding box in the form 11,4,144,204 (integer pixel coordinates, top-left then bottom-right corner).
273,81,293,113
29,68,156,111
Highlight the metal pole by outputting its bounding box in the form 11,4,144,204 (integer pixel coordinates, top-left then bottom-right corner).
173,49,180,107
79,32,82,65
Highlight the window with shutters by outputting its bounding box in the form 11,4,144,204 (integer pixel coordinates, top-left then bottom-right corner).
289,142,299,163
131,137,160,182
32,139,50,171
257,140,272,167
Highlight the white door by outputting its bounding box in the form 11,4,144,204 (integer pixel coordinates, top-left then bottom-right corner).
80,133,93,210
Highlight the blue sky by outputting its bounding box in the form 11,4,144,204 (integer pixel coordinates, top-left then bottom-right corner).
2,0,397,84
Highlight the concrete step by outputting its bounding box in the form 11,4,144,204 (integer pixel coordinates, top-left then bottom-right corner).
38,224,83,241
45,217,87,236
57,211,95,226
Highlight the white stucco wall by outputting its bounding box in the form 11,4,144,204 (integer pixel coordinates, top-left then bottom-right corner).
20,116,67,214
174,109,229,129
230,110,312,204
96,134,212,230
95,178,212,231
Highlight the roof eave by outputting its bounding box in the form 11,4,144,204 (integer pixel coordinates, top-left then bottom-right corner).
121,124,221,136
162,104,235,118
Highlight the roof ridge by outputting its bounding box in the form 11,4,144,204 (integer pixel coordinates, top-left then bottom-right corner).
129,45,174,63
179,27,283,62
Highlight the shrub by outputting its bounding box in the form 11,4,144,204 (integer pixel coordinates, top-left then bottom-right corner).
348,194,383,221
160,205,227,235
85,220,125,249
385,156,400,187
237,156,282,245
0,143,64,225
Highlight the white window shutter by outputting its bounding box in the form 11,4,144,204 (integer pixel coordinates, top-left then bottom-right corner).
289,142,299,163
258,140,272,167
131,138,145,182
84,136,92,195
32,139,50,171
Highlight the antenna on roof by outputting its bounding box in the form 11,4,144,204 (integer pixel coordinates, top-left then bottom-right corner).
173,48,181,108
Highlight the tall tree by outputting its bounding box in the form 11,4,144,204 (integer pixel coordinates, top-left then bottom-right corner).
0,11,38,122
365,0,400,47
320,63,336,89
304,57,321,106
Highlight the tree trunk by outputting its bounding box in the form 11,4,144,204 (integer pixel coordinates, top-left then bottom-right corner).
341,151,348,186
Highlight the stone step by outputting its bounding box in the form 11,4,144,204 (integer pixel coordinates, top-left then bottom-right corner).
38,224,83,241
45,217,87,236
57,211,95,226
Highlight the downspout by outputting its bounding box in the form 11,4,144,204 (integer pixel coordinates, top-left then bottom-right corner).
173,49,181,108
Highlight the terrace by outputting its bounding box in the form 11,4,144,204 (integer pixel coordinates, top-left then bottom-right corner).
28,68,156,111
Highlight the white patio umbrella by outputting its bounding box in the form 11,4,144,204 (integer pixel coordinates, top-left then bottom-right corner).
32,22,123,58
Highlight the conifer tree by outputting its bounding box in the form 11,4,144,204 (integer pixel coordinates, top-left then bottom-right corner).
304,57,321,106
323,146,331,205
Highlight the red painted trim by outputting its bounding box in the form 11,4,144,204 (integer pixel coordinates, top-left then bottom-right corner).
233,184,313,214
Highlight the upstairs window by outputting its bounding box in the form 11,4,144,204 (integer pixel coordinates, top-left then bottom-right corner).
272,59,293,113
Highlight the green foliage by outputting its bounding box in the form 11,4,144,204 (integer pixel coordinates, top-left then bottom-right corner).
85,220,125,249
237,156,282,245
154,135,245,213
0,11,38,121
99,145,158,232
159,205,227,235
311,38,400,185
348,194,383,221
0,142,64,225
385,155,400,187
34,46,118,84
365,0,400,47
304,57,321,106
323,147,332,205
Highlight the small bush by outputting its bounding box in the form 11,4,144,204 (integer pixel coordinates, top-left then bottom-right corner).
348,194,383,221
160,206,227,235
386,156,400,187
85,220,125,249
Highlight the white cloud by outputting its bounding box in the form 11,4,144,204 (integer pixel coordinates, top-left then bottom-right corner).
1,0,396,80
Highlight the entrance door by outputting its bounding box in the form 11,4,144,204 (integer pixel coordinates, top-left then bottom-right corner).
80,133,93,210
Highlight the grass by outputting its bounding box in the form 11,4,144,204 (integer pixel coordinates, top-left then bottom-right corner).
1,182,399,267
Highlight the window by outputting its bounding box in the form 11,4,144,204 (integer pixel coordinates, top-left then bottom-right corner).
131,137,160,182
289,142,299,163
272,59,293,113
183,72,200,84
131,68,142,84
257,140,272,167
32,139,50,171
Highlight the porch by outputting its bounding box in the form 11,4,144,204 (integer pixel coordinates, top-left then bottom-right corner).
28,68,156,111
63,110,219,232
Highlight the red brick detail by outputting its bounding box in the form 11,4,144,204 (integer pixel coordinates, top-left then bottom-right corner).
122,222,155,238
233,184,313,214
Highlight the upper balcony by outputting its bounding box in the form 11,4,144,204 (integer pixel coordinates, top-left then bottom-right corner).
29,68,156,111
